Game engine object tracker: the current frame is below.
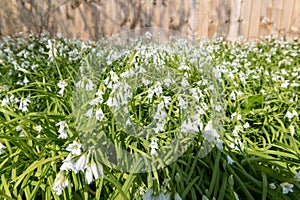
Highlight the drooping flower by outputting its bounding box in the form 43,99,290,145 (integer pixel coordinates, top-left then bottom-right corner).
74,154,89,173
203,120,219,142
149,137,159,155
289,125,295,137
60,154,75,171
55,121,69,139
83,106,93,117
280,182,294,194
85,162,104,184
18,97,31,112
294,171,300,182
227,155,234,165
0,142,6,155
95,108,105,121
58,80,67,96
23,76,29,86
52,171,69,196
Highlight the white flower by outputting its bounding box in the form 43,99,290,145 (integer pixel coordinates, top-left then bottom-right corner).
153,82,163,96
281,80,290,88
181,79,190,88
216,138,224,151
229,91,236,101
74,154,89,173
18,97,31,112
142,78,150,86
85,162,104,184
231,112,242,121
280,182,294,194
285,110,298,120
56,121,69,139
85,108,93,118
23,76,29,86
110,70,119,83
60,154,75,171
203,121,219,142
52,171,69,196
58,80,67,96
163,96,172,109
143,188,170,200
0,143,6,155
214,104,222,112
95,108,105,121
149,138,159,155
16,125,22,132
229,138,244,151
66,141,83,155
294,172,300,182
269,183,276,189
227,155,234,165
106,96,119,109
75,80,84,88
178,94,186,109
178,64,190,70
289,125,295,137
35,125,42,133
180,118,199,133
1,95,10,106
153,122,166,134
85,79,94,91
47,40,57,61
243,122,250,129
232,125,243,137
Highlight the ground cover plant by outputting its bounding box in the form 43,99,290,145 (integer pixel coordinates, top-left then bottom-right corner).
0,32,300,200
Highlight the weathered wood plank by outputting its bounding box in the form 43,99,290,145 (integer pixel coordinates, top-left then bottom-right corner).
218,0,231,38
290,0,300,38
280,0,295,39
238,0,252,40
258,0,273,39
271,0,283,37
248,0,262,40
228,0,242,41
169,0,181,31
188,0,200,37
208,0,220,38
198,0,210,38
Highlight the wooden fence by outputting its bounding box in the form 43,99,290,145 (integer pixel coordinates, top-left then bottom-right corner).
1,0,300,40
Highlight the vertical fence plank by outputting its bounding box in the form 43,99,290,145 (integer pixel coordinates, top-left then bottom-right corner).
228,0,241,40
188,0,200,37
271,0,283,37
132,0,142,35
169,0,180,31
218,0,231,38
258,0,273,39
150,0,159,27
178,0,190,35
160,0,169,29
280,0,295,39
248,0,262,40
290,0,300,38
140,0,150,28
208,0,220,38
238,0,252,40
198,0,210,38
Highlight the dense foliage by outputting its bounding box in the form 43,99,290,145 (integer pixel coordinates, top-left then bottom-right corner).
0,32,300,200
